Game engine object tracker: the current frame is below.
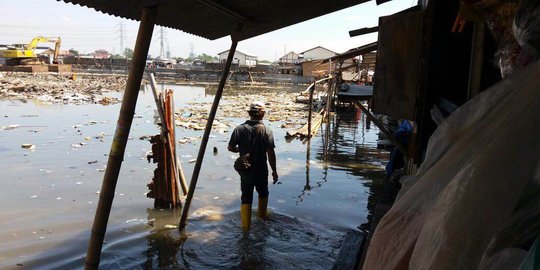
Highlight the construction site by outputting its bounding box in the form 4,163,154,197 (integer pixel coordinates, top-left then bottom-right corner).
1,0,540,269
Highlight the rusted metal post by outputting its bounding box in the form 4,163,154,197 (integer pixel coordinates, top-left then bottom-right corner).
85,7,156,270
179,39,238,230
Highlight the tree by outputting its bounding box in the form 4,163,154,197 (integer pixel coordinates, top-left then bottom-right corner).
68,49,79,56
124,48,134,59
197,53,218,62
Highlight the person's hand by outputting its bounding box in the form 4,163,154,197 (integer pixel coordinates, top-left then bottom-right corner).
272,171,279,184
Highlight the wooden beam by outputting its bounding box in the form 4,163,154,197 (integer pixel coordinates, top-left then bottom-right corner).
349,26,379,37
353,101,410,159
179,39,239,230
467,22,485,100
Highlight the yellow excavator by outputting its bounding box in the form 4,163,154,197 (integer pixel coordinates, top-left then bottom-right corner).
0,36,61,65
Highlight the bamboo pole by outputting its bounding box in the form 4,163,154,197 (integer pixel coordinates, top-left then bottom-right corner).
149,73,168,135
179,39,239,230
171,94,187,198
85,7,156,270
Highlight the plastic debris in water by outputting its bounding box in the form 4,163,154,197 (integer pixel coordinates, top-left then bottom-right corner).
1,124,20,130
164,224,178,229
21,143,35,150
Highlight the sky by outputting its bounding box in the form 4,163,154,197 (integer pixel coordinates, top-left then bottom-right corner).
0,0,415,61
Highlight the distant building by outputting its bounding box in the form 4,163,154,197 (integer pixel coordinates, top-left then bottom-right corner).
218,50,257,67
278,51,300,64
300,46,337,62
93,49,110,59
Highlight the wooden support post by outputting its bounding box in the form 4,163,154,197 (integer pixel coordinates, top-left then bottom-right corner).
179,39,239,230
467,22,485,100
323,77,334,157
353,101,410,159
85,7,156,270
307,84,314,138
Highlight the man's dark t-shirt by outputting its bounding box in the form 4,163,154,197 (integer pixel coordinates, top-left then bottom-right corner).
229,120,275,177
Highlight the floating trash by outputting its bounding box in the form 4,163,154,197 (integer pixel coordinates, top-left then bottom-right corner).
1,124,20,130
21,143,35,149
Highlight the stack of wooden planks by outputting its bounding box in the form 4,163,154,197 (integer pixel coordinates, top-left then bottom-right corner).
146,74,188,208
286,109,327,139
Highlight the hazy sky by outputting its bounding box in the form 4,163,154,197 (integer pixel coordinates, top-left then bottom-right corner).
0,0,414,61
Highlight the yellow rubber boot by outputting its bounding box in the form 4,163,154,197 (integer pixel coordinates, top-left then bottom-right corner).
258,197,268,219
240,204,251,231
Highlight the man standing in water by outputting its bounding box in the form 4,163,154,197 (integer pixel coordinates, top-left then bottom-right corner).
228,101,278,231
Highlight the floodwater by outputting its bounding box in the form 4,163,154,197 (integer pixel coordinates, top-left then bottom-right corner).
0,83,389,269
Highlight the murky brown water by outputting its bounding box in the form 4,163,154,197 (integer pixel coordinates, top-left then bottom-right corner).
0,83,389,269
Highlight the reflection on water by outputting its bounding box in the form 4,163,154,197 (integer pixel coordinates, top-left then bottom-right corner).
0,84,392,269
138,209,342,270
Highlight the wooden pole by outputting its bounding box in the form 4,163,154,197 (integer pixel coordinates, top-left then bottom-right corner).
353,101,410,159
467,22,485,100
85,7,156,270
179,39,238,230
307,83,314,138
169,93,186,197
149,73,169,135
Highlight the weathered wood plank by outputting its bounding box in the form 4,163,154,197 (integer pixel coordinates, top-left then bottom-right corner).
332,230,366,270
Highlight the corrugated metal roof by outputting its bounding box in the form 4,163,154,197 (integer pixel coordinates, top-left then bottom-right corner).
59,0,370,41
321,42,378,63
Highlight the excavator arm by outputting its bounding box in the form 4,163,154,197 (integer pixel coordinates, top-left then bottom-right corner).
0,36,61,65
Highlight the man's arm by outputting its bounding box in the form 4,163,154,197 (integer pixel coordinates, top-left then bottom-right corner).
267,148,278,184
228,127,239,153
228,144,239,153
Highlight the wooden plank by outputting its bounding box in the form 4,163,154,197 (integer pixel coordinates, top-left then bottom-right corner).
354,101,410,159
373,8,423,120
332,230,366,270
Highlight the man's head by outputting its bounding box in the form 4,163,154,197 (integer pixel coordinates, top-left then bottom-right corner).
248,101,266,120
